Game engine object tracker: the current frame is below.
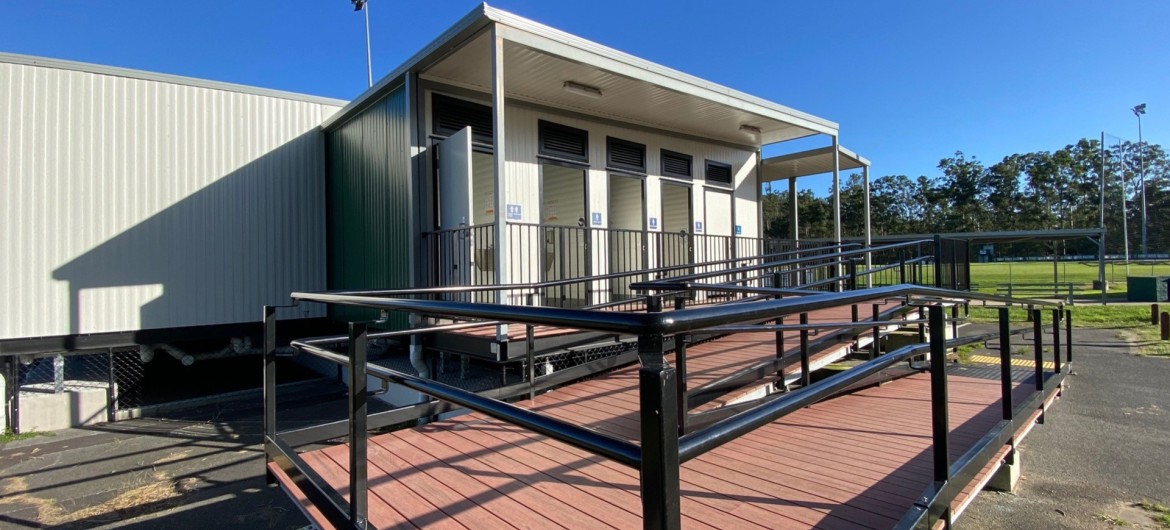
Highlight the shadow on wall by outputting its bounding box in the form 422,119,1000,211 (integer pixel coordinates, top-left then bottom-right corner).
51,130,327,343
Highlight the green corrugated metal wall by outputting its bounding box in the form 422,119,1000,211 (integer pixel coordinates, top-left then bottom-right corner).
325,85,412,325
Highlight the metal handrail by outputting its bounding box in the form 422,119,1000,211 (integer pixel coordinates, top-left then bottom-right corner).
675,325,1034,462
291,284,1060,337
312,241,854,298
630,239,933,290
290,339,642,468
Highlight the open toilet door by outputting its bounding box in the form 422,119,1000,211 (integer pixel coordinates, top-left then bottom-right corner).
437,126,474,288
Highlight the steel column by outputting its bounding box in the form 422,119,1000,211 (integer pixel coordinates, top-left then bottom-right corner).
1065,309,1073,363
348,322,369,529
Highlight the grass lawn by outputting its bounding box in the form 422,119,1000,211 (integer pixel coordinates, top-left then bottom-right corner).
968,261,1170,297
966,304,1170,358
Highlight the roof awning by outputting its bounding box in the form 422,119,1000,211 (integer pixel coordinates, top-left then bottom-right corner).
761,145,870,182
325,5,838,146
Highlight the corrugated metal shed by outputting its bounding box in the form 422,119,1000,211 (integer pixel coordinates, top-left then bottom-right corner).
0,54,344,340
325,84,413,325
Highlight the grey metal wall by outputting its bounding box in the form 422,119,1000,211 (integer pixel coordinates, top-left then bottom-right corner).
325,84,413,324
0,57,343,340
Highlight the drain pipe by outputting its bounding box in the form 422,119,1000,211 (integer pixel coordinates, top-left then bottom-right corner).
140,344,193,366
409,313,429,379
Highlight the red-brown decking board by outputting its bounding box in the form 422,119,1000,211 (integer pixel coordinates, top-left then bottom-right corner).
272,304,1050,529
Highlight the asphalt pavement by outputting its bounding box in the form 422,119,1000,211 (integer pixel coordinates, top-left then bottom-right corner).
962,326,1170,529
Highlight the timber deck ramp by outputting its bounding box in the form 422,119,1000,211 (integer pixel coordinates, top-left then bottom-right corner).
263,243,1071,530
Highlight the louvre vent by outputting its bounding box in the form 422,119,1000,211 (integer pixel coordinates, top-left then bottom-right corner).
432,94,493,145
705,160,733,185
661,150,692,179
607,137,646,173
539,120,589,162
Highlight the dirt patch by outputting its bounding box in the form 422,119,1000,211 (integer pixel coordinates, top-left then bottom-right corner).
0,470,196,527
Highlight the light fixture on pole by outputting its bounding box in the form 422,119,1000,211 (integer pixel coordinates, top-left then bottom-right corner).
1132,103,1147,255
353,0,373,88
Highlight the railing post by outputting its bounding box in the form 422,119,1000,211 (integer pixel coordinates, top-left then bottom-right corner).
106,348,116,423
1065,309,1073,363
770,272,785,362
1032,309,1044,393
933,235,944,289
674,298,689,435
1051,309,1062,374
998,307,1013,420
348,322,369,529
847,258,858,291
871,304,881,360
799,313,811,388
639,297,680,530
263,305,277,484
526,293,536,400
928,305,951,505
950,304,959,346
917,306,926,343
899,253,907,285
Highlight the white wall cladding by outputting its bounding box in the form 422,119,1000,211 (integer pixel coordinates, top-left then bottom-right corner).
498,101,758,238
0,60,342,339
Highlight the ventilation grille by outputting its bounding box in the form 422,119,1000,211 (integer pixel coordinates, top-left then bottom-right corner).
661,150,692,179
433,94,493,145
607,137,646,173
539,120,589,162
705,160,733,185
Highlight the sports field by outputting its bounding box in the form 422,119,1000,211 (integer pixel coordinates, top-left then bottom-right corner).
968,261,1170,296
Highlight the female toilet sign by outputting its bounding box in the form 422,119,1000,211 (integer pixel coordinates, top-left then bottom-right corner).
694,221,704,233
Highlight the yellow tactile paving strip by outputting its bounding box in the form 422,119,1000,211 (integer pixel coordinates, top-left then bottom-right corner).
967,353,1056,370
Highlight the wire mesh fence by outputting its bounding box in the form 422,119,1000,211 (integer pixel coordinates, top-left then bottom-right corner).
12,350,146,411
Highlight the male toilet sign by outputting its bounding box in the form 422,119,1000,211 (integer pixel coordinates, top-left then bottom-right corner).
648,217,658,230
735,225,742,235
591,212,603,226
694,221,704,233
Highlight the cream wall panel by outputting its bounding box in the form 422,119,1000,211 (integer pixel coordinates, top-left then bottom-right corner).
0,61,342,339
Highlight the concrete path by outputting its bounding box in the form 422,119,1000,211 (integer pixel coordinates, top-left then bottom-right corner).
962,326,1170,529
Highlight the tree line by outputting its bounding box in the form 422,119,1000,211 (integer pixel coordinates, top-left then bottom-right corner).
762,138,1170,256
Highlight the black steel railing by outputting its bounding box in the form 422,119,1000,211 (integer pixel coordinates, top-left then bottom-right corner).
266,268,1068,530
422,223,842,302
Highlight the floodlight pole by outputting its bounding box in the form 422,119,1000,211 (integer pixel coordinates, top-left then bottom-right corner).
1134,105,1147,256
363,2,373,87
1100,131,1107,303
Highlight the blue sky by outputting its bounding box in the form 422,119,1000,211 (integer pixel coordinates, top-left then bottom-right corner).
2,1,1165,196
